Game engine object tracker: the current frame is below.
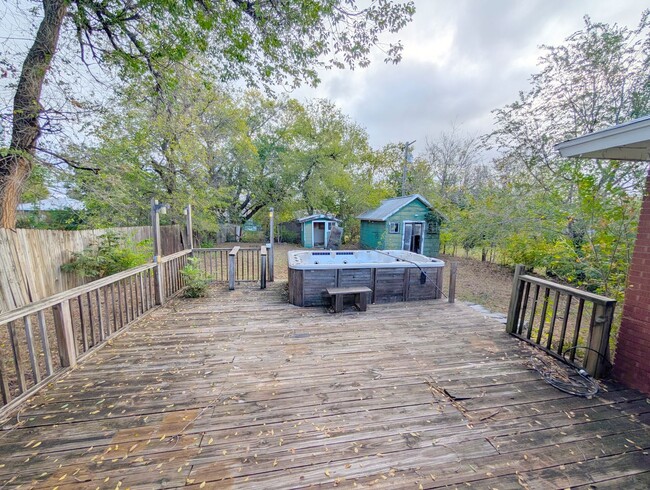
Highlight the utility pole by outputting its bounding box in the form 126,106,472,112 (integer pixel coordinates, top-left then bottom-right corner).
401,140,416,196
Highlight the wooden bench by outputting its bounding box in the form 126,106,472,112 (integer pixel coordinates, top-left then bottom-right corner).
326,286,372,313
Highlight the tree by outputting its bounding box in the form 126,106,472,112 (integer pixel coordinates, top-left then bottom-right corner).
425,124,483,201
0,0,415,228
491,14,650,193
489,12,650,296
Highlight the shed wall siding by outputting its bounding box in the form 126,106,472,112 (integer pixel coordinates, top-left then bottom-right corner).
386,201,440,257
360,222,385,249
304,222,313,248
614,170,650,395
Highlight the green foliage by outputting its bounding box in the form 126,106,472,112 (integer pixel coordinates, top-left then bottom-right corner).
241,231,265,243
68,0,415,90
16,208,86,230
278,228,300,244
61,232,151,279
180,258,210,298
67,75,390,238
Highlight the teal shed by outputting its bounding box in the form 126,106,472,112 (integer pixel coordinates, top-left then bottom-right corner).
358,194,443,257
298,214,342,248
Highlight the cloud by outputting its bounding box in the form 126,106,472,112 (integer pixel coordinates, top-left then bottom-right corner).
291,0,648,154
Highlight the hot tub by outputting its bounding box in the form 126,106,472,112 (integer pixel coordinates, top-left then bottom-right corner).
287,250,445,307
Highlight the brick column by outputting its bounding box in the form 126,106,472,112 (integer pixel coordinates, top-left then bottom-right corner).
614,169,650,394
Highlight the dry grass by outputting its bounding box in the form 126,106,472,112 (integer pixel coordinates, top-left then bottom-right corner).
242,243,515,313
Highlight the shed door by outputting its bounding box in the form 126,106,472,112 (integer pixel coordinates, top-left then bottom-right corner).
402,222,424,254
402,223,412,251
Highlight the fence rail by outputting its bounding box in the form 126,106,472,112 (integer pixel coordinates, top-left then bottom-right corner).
506,265,616,378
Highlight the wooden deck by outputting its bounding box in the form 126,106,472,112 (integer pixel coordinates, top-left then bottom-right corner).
1,283,648,489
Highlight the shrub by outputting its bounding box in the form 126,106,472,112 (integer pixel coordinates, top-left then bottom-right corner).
241,230,265,243
180,257,210,298
61,232,151,279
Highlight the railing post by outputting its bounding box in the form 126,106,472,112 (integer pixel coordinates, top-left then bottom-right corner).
151,198,166,305
448,262,457,303
260,245,267,289
506,264,526,334
154,258,165,305
584,301,616,377
269,207,275,282
185,204,194,251
228,246,239,290
52,300,77,368
151,198,162,259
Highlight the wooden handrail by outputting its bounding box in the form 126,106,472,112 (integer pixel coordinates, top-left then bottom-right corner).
506,265,616,378
192,247,232,252
0,262,156,325
518,274,615,305
158,249,192,263
229,246,241,256
260,245,268,256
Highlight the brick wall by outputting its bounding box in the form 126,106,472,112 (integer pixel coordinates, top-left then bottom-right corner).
614,169,650,395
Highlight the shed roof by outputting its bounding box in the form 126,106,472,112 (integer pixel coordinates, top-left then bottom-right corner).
297,214,341,223
555,115,650,161
18,188,85,211
357,194,432,222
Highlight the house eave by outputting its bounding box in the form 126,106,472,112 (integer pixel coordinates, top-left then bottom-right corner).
555,116,650,162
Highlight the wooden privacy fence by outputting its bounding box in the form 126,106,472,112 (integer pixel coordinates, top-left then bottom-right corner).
0,225,184,312
506,265,616,378
0,245,272,416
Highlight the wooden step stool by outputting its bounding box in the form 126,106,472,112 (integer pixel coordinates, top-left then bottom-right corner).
326,286,372,313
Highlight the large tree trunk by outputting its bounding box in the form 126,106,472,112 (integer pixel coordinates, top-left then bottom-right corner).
0,0,67,228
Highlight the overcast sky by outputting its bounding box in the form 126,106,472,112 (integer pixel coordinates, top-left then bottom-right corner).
291,1,648,155
1,1,648,157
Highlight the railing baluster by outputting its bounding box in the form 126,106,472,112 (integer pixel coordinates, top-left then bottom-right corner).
97,288,105,342
138,272,144,315
557,295,572,355
129,275,135,321
8,321,27,393
536,287,551,344
0,358,11,404
569,299,585,362
545,290,561,350
37,310,54,376
117,280,125,329
527,284,540,339
87,292,95,347
111,282,118,333
517,282,531,335
23,316,41,384
78,295,88,352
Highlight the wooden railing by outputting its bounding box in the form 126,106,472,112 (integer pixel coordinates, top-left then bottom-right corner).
0,262,160,415
159,249,192,298
506,265,616,378
192,248,230,282
0,244,272,416
194,246,269,290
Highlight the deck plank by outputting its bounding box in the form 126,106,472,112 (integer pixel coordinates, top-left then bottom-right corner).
0,283,648,489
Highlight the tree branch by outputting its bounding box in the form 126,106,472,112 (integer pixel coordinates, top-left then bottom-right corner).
35,147,100,174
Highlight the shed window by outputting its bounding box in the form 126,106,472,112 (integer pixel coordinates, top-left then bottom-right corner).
427,221,439,234
388,222,400,234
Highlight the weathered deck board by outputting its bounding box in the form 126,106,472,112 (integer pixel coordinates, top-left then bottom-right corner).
0,283,648,489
